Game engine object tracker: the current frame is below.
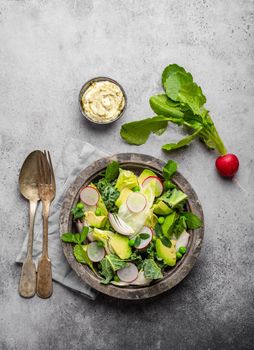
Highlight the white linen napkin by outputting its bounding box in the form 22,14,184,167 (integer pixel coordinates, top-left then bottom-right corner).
16,138,109,300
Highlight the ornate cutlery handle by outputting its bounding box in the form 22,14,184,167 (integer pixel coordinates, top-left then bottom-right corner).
37,200,53,298
19,200,37,298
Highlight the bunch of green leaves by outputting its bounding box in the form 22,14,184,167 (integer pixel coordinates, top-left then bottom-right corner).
71,203,85,221
96,161,120,212
120,64,227,155
172,212,202,238
97,178,120,213
60,226,89,244
61,227,96,272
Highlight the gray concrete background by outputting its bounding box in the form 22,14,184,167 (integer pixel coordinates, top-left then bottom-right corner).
0,0,254,349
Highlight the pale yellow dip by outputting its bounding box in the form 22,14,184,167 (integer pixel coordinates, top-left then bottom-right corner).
81,81,125,123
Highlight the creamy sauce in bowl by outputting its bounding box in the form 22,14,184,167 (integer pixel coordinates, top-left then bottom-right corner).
81,80,125,123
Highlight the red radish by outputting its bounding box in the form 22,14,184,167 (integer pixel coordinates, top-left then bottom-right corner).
87,242,105,262
108,213,134,236
142,176,163,196
80,186,99,206
126,192,147,213
135,226,153,250
117,263,138,282
215,154,239,178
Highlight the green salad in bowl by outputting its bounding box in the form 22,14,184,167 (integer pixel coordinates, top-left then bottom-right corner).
60,159,202,287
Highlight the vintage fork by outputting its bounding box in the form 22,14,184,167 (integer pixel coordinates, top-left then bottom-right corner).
37,151,56,298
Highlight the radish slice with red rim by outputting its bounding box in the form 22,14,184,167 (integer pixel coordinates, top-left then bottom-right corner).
126,192,147,213
87,242,105,262
117,263,138,282
80,186,99,206
136,226,153,250
142,176,163,196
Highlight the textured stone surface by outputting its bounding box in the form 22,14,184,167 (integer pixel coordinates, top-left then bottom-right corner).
0,0,253,349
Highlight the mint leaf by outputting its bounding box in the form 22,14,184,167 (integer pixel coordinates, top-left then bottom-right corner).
161,236,172,248
181,212,202,229
139,233,150,240
120,116,168,145
105,161,120,182
162,160,178,180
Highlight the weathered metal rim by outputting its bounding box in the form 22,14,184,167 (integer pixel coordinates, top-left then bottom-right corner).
59,153,204,300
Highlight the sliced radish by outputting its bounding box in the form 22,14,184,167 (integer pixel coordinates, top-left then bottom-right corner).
142,176,163,196
87,242,105,262
126,192,147,213
176,230,190,251
108,213,134,236
136,226,153,250
80,186,99,206
117,263,138,283
76,220,84,233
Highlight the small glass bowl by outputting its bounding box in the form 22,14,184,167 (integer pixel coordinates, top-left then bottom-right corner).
78,77,127,125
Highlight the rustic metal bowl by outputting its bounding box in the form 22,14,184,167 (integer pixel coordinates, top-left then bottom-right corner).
59,153,204,300
78,77,127,125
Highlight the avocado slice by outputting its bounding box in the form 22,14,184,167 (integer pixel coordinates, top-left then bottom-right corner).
153,201,172,215
85,211,107,228
138,168,156,186
156,238,176,266
109,233,132,259
115,187,132,208
162,212,177,236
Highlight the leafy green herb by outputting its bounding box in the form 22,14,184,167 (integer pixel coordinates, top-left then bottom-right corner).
154,222,172,248
105,161,120,182
120,64,227,155
71,203,85,221
180,212,202,229
134,235,141,248
163,160,178,180
161,236,172,248
73,244,95,272
120,116,169,145
100,257,114,284
173,216,187,238
61,227,89,244
143,259,163,280
97,179,120,212
139,233,150,240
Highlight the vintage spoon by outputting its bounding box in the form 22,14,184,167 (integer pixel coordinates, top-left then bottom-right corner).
18,150,42,298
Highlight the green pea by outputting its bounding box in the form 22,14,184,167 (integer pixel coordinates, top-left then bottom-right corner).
95,208,102,216
178,246,187,254
132,186,140,192
176,252,182,260
128,239,135,247
97,241,104,248
114,275,120,282
76,202,84,209
158,217,165,224
152,235,157,242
